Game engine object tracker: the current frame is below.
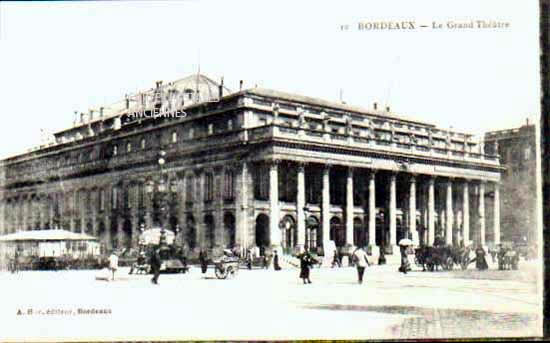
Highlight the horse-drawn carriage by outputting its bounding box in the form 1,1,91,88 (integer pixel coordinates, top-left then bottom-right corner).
415,244,472,271
211,249,240,279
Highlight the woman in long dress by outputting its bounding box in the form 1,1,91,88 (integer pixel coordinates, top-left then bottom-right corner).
299,251,313,284
474,246,489,270
199,249,208,274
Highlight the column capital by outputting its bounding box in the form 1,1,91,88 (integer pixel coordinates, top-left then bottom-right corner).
409,173,417,182
322,163,332,172
297,161,307,171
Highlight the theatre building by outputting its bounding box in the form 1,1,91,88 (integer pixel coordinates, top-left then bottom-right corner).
0,74,503,258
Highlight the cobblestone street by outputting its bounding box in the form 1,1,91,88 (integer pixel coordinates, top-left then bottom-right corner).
0,260,541,341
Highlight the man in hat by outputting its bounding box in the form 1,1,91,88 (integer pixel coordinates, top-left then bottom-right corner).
150,246,161,284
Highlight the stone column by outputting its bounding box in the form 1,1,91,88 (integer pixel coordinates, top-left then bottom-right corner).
269,161,281,250
409,175,418,245
296,163,306,251
446,179,453,245
428,177,435,245
368,171,377,248
345,167,355,247
463,180,470,245
479,181,486,246
236,162,249,249
389,173,397,247
321,165,331,248
493,182,500,245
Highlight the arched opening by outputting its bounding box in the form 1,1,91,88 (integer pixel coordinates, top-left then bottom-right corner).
204,214,215,249
255,214,270,255
223,212,236,248
122,219,132,249
280,215,296,253
330,216,345,247
110,221,118,249
185,215,196,250
306,216,320,252
354,217,366,248
97,221,106,244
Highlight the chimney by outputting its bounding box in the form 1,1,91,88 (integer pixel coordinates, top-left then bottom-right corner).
526,118,529,126
239,80,243,91
79,112,85,123
73,111,78,125
373,102,378,110
99,107,104,118
386,106,390,112
89,110,94,121
125,95,129,110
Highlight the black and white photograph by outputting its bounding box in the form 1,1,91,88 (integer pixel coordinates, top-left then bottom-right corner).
0,0,544,341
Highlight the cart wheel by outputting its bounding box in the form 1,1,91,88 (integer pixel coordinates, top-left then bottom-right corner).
427,263,435,272
215,266,228,279
226,266,236,279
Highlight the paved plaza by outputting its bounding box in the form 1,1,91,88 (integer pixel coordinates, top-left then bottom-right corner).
0,259,542,341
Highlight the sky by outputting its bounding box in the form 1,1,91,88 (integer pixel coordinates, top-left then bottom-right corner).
0,0,540,159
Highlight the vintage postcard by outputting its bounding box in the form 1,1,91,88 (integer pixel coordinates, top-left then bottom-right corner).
0,0,543,341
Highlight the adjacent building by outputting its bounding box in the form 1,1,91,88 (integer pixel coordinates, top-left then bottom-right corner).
485,122,537,245
0,74,503,258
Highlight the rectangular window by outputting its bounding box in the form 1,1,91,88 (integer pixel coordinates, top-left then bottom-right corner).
224,170,234,200
205,173,214,201
186,175,194,202
254,165,269,200
124,187,130,209
138,183,144,208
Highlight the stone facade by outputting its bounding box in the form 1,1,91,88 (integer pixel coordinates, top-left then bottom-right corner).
485,124,537,245
0,74,503,258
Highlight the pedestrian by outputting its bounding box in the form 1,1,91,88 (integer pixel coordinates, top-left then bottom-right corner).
108,251,118,281
262,254,269,269
398,245,411,274
150,247,161,284
246,249,252,270
273,250,281,271
352,246,370,284
378,244,386,265
299,249,314,284
473,245,489,270
332,249,342,268
199,249,208,274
